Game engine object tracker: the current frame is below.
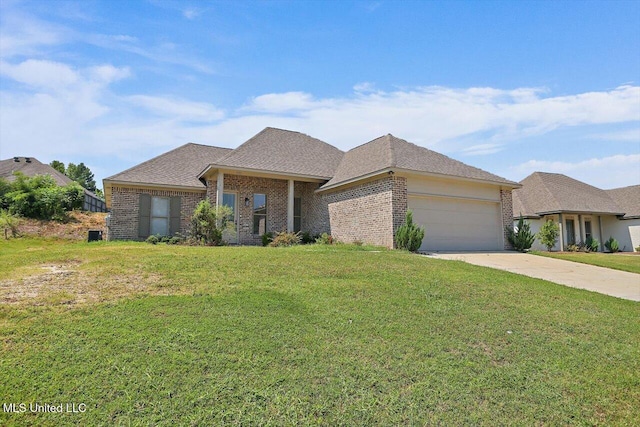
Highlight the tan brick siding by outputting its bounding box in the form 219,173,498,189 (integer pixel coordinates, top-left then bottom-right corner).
107,187,205,240
501,189,514,250
325,176,407,248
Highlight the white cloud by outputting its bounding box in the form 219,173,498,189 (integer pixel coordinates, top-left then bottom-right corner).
461,143,503,156
183,8,201,20
0,8,69,58
511,154,640,189
127,95,225,122
590,128,640,142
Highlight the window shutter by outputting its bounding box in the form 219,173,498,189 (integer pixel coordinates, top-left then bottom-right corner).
138,194,151,238
169,196,182,236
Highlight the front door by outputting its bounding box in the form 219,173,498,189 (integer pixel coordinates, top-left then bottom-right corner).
222,192,238,244
565,219,576,246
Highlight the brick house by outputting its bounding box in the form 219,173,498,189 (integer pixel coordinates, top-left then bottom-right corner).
513,172,640,252
104,128,519,250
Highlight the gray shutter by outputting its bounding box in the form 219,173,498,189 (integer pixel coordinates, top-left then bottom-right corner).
138,194,151,239
169,196,181,236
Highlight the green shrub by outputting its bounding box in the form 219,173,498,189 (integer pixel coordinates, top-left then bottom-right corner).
395,210,425,252
261,232,274,246
0,209,21,239
585,237,599,252
566,244,579,252
146,235,159,245
300,231,316,244
3,173,83,221
636,246,640,253
189,200,234,246
604,237,619,253
538,220,560,251
315,232,333,245
507,216,535,252
268,231,301,247
168,236,182,245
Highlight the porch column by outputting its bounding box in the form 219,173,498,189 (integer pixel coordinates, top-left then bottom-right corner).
578,214,584,244
598,216,604,251
216,171,224,207
558,213,564,251
287,179,294,232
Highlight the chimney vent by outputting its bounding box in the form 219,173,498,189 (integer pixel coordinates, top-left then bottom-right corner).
25,157,31,163
13,157,19,162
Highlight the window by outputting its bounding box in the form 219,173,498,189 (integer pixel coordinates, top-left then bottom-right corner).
253,193,267,234
151,197,170,236
294,197,301,233
565,219,576,246
585,220,592,240
222,193,236,223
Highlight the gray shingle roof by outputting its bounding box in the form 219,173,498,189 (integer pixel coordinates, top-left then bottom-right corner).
210,127,344,179
512,172,624,217
0,157,74,186
321,134,518,190
105,143,232,188
606,185,640,219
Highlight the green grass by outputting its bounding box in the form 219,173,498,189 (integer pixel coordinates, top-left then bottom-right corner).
532,250,640,274
1,238,639,426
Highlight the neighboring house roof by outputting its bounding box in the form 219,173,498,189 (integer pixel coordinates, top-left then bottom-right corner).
204,127,344,179
0,156,74,186
512,172,624,218
321,134,518,190
606,185,640,219
105,143,232,189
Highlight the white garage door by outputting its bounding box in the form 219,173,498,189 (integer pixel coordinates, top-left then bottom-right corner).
408,195,502,251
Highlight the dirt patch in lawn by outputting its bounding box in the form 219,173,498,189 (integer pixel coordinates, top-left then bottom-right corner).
0,261,171,306
17,211,107,240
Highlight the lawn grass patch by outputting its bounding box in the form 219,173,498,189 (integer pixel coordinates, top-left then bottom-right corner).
1,238,639,425
532,250,640,274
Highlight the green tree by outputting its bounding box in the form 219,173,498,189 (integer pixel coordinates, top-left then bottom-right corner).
538,220,560,251
506,216,536,252
49,160,66,174
395,210,425,252
66,162,97,193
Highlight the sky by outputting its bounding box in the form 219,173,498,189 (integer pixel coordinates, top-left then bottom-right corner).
1,0,639,190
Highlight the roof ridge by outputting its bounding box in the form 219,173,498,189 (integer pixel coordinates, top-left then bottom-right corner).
386,134,397,167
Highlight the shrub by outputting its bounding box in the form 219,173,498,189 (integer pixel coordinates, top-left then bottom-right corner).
4,173,83,221
269,231,301,247
604,237,619,253
395,210,425,252
538,220,560,251
636,246,640,253
507,216,535,252
261,232,274,246
146,235,159,245
585,237,599,252
189,200,234,246
566,244,579,252
300,231,316,244
0,209,21,239
315,232,333,245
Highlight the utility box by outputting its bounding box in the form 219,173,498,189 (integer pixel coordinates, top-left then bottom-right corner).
88,230,103,242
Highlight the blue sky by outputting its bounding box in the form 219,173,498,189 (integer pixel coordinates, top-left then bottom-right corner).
1,0,639,190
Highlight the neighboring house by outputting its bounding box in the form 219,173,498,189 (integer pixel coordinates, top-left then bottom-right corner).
103,127,519,250
512,172,640,252
0,156,107,213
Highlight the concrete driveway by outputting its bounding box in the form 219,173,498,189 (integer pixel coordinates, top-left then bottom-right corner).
429,252,640,302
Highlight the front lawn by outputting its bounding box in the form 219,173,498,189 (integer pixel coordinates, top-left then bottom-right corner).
532,250,640,274
1,238,638,426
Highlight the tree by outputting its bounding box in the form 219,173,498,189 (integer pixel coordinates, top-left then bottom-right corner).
395,210,425,252
50,160,66,174
66,162,97,193
538,220,560,251
506,216,535,252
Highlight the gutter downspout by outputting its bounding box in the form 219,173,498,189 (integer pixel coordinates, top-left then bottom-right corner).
558,213,564,251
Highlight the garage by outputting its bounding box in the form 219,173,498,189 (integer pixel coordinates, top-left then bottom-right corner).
408,194,503,251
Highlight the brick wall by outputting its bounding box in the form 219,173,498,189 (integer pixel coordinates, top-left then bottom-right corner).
108,186,205,240
325,176,405,248
501,189,514,250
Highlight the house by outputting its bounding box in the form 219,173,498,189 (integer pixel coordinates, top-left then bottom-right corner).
512,172,640,252
103,127,519,250
0,156,107,212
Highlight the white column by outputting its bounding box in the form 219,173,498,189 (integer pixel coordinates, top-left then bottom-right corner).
216,171,224,207
598,216,604,251
287,179,294,232
558,213,564,251
578,214,584,244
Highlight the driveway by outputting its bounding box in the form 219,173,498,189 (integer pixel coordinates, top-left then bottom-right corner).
430,252,640,302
